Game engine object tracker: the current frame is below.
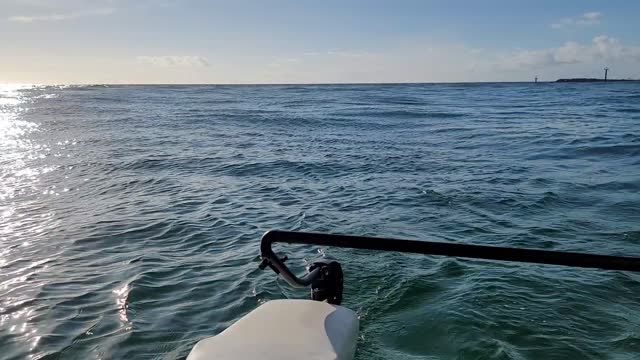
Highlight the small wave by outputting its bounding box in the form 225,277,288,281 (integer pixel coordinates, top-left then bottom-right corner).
575,144,640,157
66,84,110,90
530,143,640,159
615,107,640,113
333,109,465,119
374,96,425,105
568,135,613,145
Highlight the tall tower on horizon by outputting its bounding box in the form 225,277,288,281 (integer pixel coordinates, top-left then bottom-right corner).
604,67,609,81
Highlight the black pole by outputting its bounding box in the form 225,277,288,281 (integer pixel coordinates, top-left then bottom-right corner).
604,67,609,81
260,230,640,287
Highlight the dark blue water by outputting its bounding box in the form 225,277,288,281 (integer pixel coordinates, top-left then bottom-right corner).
1,83,640,359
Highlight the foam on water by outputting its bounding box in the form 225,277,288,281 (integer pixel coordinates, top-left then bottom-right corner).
1,83,640,359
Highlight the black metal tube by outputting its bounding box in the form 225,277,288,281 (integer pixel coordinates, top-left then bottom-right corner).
260,230,640,286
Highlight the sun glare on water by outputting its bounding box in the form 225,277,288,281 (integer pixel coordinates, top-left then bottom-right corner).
0,83,54,359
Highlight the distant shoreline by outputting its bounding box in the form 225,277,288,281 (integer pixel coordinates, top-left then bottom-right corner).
5,80,640,86
555,78,636,83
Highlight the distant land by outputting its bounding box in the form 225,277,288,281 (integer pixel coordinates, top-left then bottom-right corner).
555,78,636,83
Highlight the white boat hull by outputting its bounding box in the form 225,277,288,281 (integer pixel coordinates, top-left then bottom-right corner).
188,299,359,360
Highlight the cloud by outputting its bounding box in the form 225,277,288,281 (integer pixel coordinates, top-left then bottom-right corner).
8,8,114,23
267,57,301,68
136,56,210,68
302,50,374,58
582,12,601,22
326,50,373,58
551,11,601,29
497,35,640,70
269,50,375,68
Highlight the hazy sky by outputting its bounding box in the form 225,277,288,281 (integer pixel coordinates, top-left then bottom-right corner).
2,0,640,84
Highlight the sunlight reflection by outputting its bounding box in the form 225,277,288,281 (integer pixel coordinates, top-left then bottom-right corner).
1,84,39,203
113,283,132,330
0,84,52,359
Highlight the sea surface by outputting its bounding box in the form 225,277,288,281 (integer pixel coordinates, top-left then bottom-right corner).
1,82,640,359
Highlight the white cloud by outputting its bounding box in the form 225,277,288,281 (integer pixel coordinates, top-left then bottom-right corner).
8,8,114,23
582,12,601,22
267,57,301,68
497,35,640,70
300,50,376,58
326,50,372,58
253,38,640,83
552,11,601,29
269,50,375,69
136,56,210,68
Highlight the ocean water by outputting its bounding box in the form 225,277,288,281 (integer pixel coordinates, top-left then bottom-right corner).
1,82,640,360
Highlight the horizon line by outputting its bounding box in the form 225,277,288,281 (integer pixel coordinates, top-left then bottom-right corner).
4,80,639,86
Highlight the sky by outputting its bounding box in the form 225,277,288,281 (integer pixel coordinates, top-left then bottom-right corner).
1,0,640,84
